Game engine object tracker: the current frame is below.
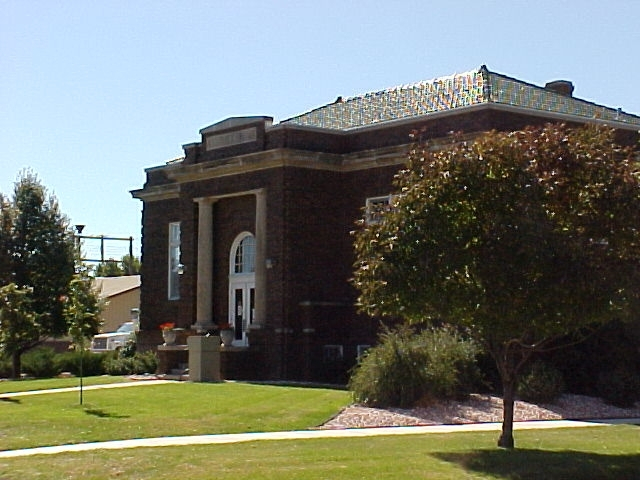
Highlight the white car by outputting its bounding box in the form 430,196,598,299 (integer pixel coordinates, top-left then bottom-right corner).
90,322,136,353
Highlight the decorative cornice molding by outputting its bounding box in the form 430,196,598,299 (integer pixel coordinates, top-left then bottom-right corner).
130,184,180,202
164,146,408,184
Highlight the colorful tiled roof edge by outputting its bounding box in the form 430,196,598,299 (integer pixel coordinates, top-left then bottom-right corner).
281,66,640,130
489,69,640,127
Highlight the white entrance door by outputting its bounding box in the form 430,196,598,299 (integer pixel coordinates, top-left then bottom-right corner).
228,232,256,346
229,280,255,346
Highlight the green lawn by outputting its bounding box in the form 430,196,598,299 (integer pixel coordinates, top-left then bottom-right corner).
0,426,638,479
0,378,638,479
0,379,350,451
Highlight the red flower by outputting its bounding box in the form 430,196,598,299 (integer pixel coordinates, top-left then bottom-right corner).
159,322,175,331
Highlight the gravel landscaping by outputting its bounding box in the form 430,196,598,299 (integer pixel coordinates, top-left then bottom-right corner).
320,393,640,429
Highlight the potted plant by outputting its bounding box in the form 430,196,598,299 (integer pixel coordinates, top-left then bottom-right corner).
159,322,176,345
217,322,235,347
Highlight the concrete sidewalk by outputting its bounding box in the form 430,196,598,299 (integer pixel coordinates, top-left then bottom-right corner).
0,379,174,398
0,419,611,458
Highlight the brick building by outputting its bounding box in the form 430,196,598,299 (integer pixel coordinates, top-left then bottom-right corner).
131,65,640,382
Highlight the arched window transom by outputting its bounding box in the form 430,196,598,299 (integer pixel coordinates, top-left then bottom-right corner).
233,233,255,274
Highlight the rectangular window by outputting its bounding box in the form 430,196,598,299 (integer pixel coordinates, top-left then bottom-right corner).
356,344,371,359
365,195,397,225
168,222,181,300
323,345,344,363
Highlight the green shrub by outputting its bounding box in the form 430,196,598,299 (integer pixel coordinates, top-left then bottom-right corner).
103,351,158,376
120,337,137,358
422,327,483,400
348,325,481,408
547,320,640,397
517,361,564,404
55,351,109,377
597,367,640,408
134,350,158,374
22,347,61,378
349,325,426,408
0,355,12,378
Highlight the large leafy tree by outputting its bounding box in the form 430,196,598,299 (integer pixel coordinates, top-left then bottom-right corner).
0,172,77,376
352,124,640,448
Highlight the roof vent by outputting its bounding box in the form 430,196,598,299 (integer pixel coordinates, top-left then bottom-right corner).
545,80,574,97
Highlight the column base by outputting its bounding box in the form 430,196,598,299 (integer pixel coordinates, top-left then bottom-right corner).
191,322,216,334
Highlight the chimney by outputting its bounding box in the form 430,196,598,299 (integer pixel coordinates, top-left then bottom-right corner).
545,80,574,97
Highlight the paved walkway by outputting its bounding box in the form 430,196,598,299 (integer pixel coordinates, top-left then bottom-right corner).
0,381,625,458
0,379,175,398
0,419,608,458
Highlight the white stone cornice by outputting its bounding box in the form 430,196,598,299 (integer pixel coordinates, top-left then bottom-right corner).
165,146,409,184
193,188,264,203
130,184,180,202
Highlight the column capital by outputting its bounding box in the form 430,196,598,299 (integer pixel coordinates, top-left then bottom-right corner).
194,196,217,206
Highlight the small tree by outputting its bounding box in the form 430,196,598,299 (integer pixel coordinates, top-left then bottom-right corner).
0,284,38,378
352,124,640,448
65,269,103,403
65,270,103,342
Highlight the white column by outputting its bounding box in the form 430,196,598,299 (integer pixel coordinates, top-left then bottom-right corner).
253,189,267,327
194,197,216,332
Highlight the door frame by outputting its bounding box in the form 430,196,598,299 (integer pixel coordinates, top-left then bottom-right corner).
228,232,256,346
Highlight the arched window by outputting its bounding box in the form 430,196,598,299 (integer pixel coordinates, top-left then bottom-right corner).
233,234,255,274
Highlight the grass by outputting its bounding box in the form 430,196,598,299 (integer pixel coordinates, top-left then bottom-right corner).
0,378,638,478
0,426,638,479
0,379,350,450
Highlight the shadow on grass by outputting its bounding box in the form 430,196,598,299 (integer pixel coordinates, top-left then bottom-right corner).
84,408,130,419
0,397,21,403
432,449,640,479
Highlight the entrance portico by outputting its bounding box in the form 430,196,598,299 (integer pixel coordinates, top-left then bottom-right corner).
193,189,267,339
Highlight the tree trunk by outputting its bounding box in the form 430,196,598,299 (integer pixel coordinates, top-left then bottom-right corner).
11,351,21,380
498,376,516,449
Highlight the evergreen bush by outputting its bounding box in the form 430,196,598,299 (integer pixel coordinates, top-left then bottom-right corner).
422,327,483,400
517,361,564,404
597,367,640,408
55,351,108,377
547,320,640,397
0,355,12,378
349,325,481,408
103,351,158,376
22,347,61,378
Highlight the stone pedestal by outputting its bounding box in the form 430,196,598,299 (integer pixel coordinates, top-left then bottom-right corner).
188,335,221,382
157,344,189,376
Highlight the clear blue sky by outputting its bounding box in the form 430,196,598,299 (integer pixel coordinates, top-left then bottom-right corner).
2,0,639,259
